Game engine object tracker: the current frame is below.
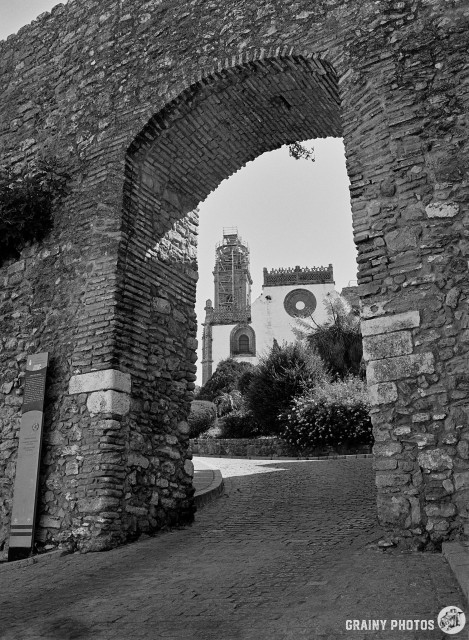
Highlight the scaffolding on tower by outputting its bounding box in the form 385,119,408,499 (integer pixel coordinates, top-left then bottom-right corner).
214,228,252,313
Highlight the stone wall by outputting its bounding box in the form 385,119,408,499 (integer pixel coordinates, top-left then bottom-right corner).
191,438,372,459
0,0,468,553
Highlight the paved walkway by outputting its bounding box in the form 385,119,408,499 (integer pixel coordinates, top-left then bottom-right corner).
0,457,465,639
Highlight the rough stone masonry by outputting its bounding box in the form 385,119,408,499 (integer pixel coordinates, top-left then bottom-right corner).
0,0,468,553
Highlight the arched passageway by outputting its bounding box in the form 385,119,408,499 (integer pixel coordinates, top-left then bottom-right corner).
0,0,468,554
114,53,344,541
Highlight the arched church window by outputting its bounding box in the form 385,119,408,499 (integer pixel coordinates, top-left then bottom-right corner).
238,334,250,353
230,324,256,357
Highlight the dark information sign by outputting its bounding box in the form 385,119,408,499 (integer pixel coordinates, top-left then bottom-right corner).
8,352,49,561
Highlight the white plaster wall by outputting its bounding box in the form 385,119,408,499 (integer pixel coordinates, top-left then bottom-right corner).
211,324,234,366
232,354,258,366
251,283,337,358
209,283,337,375
211,324,259,370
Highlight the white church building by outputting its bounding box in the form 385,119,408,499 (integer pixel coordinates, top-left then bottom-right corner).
201,229,337,385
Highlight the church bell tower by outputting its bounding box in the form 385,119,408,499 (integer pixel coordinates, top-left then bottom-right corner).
201,228,252,384
213,228,252,316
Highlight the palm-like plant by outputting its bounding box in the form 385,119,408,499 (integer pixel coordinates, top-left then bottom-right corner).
295,294,364,379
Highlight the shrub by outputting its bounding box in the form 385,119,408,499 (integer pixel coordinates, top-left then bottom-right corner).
187,400,217,438
197,359,254,402
245,341,327,436
0,158,69,266
279,377,373,451
219,409,259,439
312,376,369,405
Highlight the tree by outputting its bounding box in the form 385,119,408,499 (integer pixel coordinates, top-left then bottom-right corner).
196,358,253,402
245,341,327,435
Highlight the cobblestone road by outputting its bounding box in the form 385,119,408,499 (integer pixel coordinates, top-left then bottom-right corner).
0,458,465,640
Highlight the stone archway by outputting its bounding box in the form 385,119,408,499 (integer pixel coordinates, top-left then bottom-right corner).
0,1,468,553
110,54,343,548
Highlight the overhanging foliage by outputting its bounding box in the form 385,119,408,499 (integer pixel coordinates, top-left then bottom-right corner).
0,158,69,266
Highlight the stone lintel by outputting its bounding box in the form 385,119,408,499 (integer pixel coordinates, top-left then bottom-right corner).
87,390,131,416
361,311,420,337
367,352,434,385
363,330,413,362
69,369,131,395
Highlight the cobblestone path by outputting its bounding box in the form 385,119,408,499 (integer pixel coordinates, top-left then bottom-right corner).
0,458,464,640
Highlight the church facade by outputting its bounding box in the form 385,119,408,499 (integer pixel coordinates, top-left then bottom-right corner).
201,229,336,385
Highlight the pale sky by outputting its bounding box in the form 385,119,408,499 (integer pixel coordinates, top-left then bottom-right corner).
0,0,61,40
1,3,358,384
195,140,356,382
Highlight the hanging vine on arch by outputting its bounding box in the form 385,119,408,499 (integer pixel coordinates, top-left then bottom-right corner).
288,141,315,161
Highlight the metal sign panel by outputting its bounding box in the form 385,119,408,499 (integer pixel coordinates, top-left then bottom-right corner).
8,352,49,561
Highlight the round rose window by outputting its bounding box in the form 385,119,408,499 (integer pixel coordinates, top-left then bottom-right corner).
283,289,317,318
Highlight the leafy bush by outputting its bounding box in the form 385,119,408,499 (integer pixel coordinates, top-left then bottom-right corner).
245,341,327,436
279,377,373,451
0,158,69,266
197,359,254,402
219,409,259,439
188,400,217,438
312,376,369,405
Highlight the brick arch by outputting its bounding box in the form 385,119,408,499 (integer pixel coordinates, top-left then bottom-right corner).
118,53,342,367
117,55,343,525
110,53,345,547
128,46,338,144
0,0,468,555
126,54,341,196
